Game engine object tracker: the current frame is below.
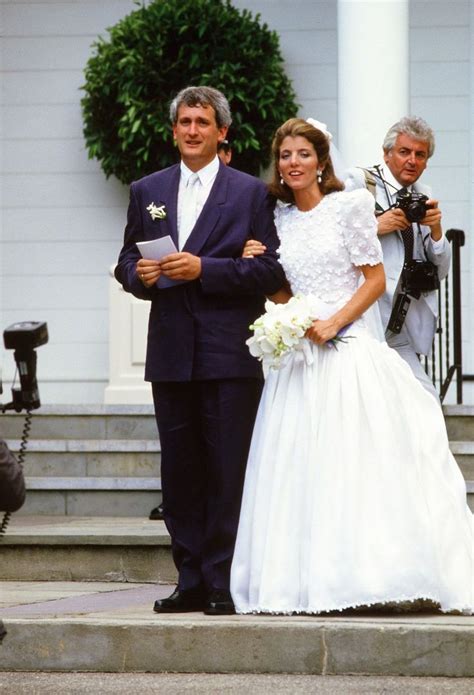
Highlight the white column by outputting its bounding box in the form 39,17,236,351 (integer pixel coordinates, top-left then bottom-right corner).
338,0,409,167
104,266,152,404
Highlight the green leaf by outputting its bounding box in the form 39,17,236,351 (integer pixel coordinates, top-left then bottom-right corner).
81,0,299,183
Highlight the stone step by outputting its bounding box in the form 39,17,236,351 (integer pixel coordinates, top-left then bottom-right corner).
1,405,157,440
444,405,474,441
0,581,473,676
7,438,473,480
25,477,161,490
2,405,472,518
13,449,474,517
7,439,160,477
451,441,474,479
1,404,472,441
467,482,474,513
0,516,174,583
18,479,162,517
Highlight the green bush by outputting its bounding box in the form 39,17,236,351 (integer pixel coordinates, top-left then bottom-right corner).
81,0,299,183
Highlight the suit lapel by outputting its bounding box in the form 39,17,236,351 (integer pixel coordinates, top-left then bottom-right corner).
156,166,180,249
183,162,228,256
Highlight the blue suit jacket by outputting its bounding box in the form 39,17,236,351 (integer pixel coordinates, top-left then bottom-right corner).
115,161,285,382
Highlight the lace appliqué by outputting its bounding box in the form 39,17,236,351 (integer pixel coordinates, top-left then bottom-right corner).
276,189,383,305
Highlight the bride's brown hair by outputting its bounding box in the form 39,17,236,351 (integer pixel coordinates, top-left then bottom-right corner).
268,118,345,203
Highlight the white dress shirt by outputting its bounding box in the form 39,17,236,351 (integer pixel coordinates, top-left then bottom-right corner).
177,156,220,250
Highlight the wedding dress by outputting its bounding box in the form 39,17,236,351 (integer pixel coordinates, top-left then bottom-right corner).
231,188,473,614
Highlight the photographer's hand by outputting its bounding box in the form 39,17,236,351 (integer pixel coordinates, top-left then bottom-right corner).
421,199,442,241
377,209,409,236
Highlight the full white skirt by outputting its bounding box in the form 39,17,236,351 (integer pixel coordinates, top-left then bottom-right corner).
231,322,474,614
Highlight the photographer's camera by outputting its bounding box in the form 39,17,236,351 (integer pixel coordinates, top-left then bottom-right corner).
394,189,430,224
388,261,440,335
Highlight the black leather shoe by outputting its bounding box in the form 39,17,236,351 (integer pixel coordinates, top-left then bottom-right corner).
149,503,164,520
204,589,235,615
153,586,206,613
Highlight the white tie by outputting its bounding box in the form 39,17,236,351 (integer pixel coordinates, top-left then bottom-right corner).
179,173,200,250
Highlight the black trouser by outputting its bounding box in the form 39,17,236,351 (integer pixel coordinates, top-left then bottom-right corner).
152,378,262,592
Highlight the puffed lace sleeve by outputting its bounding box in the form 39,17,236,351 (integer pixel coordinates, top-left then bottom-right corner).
273,200,290,235
339,189,383,266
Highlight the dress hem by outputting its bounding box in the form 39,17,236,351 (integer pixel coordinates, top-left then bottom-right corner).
235,594,473,616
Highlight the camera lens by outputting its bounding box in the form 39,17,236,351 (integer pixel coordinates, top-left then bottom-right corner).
406,201,427,223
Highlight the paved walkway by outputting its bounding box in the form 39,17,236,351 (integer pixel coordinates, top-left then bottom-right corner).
1,671,474,694
2,581,473,627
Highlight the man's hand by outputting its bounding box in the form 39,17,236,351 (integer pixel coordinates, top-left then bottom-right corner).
377,208,409,235
136,259,161,288
159,252,202,280
421,199,442,241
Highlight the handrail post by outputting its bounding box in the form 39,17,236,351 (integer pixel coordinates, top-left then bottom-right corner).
446,229,465,404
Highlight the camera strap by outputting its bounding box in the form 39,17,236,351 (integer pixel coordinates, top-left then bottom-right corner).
360,167,386,214
373,165,398,210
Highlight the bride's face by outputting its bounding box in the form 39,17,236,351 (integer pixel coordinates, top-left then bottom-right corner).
279,135,319,193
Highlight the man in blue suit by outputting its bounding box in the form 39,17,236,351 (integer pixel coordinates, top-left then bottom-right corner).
115,86,285,614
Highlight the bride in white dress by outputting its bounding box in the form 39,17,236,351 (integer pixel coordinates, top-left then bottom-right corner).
230,118,473,615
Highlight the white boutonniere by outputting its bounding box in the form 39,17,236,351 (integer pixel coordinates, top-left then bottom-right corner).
146,202,167,221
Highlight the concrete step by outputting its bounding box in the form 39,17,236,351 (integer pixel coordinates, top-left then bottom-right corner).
0,516,175,583
467,481,474,512
17,478,162,517
444,405,474,441
0,581,473,676
7,439,160,478
7,438,472,478
1,405,157,440
2,404,470,441
12,440,474,479
2,405,471,518
451,441,474,479
4,673,474,694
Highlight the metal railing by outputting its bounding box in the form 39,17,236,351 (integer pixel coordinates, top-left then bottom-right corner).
424,228,473,403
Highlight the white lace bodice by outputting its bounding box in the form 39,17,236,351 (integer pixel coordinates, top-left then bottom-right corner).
275,188,383,304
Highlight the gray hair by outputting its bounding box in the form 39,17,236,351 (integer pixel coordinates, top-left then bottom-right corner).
169,86,232,129
383,116,435,158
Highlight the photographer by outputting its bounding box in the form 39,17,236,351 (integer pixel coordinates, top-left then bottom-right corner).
345,116,451,400
0,438,25,513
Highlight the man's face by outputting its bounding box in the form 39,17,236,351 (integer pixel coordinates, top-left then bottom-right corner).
383,133,429,187
173,103,228,171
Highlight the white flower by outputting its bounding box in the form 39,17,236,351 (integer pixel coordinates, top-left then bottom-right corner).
306,118,333,142
147,202,167,220
246,294,315,370
246,294,355,370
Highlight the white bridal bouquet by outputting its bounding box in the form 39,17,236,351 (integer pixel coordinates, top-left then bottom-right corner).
246,295,353,370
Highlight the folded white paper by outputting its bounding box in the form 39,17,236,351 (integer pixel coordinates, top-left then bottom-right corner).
136,236,184,289
136,235,177,260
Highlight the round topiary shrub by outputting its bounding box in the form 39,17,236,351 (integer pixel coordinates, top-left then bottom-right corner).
81,0,299,184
